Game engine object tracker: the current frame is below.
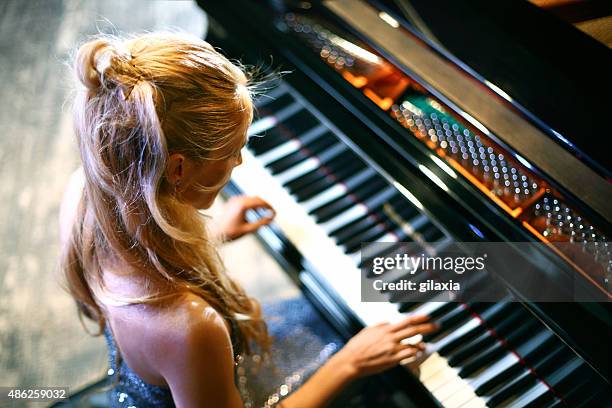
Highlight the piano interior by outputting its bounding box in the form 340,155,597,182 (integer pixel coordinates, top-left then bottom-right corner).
199,0,611,406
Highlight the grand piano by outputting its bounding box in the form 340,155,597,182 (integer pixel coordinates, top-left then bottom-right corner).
198,0,611,406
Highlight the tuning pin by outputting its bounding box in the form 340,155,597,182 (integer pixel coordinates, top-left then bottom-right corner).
534,203,542,216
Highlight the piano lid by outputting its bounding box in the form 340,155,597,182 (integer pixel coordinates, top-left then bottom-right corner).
373,0,612,179
322,0,612,225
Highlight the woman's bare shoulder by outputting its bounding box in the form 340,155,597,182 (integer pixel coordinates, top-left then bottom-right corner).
152,291,233,358
151,292,237,390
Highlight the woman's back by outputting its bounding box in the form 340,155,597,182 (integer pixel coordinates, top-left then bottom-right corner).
101,285,242,407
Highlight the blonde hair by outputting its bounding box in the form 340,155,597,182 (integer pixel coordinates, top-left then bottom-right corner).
60,32,268,353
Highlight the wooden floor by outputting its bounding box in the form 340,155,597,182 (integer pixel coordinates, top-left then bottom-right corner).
0,0,296,400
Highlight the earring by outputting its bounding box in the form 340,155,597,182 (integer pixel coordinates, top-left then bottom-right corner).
174,180,181,195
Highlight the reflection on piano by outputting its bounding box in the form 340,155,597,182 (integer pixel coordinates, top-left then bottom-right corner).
199,0,611,406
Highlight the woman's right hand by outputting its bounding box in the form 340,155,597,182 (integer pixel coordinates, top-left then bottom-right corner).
333,315,438,379
278,315,439,408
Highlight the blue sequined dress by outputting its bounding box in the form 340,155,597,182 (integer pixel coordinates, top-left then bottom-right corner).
103,295,395,407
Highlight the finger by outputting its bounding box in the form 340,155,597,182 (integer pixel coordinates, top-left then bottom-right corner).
388,315,431,332
241,196,275,212
400,334,423,346
241,216,274,233
393,342,417,353
393,346,420,362
399,339,426,351
393,322,439,341
369,345,419,367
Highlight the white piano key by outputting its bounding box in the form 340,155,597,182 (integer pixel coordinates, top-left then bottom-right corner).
248,101,303,137
316,142,348,162
257,139,302,166
429,317,481,353
468,353,519,391
418,352,449,382
458,398,487,408
248,116,278,137
301,183,348,213
320,203,370,234
257,124,327,165
432,374,478,404
424,363,460,390
322,186,397,234
275,157,320,184
443,390,483,408
406,296,450,317
373,231,400,244
502,381,549,407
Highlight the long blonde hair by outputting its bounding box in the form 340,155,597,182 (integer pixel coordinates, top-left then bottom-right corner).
60,32,269,352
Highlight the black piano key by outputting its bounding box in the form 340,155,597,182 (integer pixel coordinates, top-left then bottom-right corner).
428,303,496,351
267,149,310,174
333,194,408,244
422,305,468,342
283,149,357,193
565,376,611,408
521,358,584,408
295,163,374,206
545,359,587,396
519,383,555,408
542,398,564,408
248,130,288,155
474,330,555,396
388,202,420,222
311,178,387,222
289,154,365,200
418,223,445,242
425,302,491,342
486,344,568,407
333,207,388,244
437,302,514,356
486,370,535,407
249,109,319,154
562,373,599,406
300,131,337,153
576,388,612,408
342,204,420,254
458,319,539,378
266,136,336,174
343,223,391,252
284,168,328,193
273,108,320,137
447,307,527,366
343,223,396,253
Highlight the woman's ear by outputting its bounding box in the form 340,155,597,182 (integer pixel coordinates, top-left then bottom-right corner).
166,153,186,186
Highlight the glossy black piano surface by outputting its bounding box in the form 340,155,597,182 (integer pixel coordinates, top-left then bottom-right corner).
199,0,611,406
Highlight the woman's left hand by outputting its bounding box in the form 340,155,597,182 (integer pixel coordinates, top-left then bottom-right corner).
211,195,276,242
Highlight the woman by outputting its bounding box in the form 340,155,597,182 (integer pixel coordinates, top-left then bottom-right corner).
59,32,436,407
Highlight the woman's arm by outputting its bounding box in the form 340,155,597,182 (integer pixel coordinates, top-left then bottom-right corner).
279,315,437,408
162,296,435,408
209,195,275,242
159,296,245,408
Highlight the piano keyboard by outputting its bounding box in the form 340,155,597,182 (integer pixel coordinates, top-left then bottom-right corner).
228,82,612,407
